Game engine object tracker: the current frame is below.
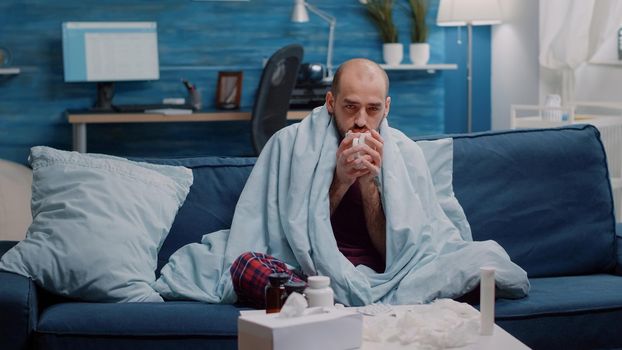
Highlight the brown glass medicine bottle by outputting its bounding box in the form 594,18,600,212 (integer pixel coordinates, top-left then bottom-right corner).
265,273,290,313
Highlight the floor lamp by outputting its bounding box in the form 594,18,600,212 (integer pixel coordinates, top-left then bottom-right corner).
291,0,336,79
437,0,502,133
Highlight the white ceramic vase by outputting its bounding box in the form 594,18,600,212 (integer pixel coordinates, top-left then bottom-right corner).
409,43,430,65
382,43,403,66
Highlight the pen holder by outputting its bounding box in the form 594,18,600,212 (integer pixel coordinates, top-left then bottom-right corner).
189,89,202,111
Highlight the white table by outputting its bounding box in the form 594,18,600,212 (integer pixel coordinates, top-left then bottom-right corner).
238,303,530,350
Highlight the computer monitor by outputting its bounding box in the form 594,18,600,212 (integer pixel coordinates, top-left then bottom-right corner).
62,21,159,110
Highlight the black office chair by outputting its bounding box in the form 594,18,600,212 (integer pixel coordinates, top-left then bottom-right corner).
251,44,304,155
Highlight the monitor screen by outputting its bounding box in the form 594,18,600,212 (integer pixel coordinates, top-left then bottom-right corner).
62,22,159,82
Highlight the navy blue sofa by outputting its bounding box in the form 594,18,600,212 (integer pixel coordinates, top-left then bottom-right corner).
1,125,621,350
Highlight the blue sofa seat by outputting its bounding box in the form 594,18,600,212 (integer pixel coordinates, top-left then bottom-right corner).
35,302,243,350
496,274,622,349
1,125,621,349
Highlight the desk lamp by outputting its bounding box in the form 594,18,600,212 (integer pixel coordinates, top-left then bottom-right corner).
437,0,502,132
291,0,336,80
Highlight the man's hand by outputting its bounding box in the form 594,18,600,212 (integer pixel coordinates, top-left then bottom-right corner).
334,132,374,188
330,130,384,216
356,129,384,185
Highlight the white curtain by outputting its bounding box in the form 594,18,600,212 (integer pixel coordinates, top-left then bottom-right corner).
539,0,622,104
588,1,622,62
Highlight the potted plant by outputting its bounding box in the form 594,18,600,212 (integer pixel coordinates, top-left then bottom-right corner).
362,0,403,66
407,0,429,65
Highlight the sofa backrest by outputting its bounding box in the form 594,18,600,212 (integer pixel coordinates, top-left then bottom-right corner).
149,125,616,279
451,125,616,277
142,157,256,275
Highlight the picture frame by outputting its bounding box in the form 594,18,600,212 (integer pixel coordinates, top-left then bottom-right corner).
216,71,243,110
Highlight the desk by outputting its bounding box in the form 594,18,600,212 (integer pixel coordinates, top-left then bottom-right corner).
67,110,310,153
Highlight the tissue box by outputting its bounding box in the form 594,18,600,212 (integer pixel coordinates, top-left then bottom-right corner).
238,308,363,350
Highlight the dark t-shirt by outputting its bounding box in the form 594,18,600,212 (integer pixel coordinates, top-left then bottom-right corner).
331,181,385,273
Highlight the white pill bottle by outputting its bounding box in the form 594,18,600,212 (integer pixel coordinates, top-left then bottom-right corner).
304,276,334,307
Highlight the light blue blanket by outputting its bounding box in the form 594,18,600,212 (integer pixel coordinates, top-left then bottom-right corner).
154,106,529,305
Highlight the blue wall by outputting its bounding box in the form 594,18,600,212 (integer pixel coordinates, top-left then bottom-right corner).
444,25,492,133
0,0,490,164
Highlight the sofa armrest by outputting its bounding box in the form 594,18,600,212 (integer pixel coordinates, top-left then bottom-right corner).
0,241,38,350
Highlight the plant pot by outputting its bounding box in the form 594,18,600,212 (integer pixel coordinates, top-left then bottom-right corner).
409,43,430,65
382,43,403,66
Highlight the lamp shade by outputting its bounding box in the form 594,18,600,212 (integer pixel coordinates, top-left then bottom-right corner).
291,0,309,23
437,0,502,26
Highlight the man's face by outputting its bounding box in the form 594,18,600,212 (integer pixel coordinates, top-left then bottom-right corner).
326,70,390,138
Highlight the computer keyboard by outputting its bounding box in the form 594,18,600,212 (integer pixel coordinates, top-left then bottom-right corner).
114,103,193,113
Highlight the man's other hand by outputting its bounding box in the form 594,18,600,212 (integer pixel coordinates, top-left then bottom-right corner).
357,129,383,185
335,132,376,188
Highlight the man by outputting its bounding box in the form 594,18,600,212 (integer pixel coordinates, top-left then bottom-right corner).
326,59,388,273
155,58,528,307
229,59,391,306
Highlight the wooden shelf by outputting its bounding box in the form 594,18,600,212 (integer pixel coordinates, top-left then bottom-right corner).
379,63,458,73
0,67,20,75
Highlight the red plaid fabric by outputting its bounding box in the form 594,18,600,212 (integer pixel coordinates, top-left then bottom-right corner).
230,251,305,308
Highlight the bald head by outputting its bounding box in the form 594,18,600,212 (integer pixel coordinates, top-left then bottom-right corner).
325,58,392,137
331,58,389,98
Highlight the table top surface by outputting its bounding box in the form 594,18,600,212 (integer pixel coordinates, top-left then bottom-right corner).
358,304,529,350
360,323,528,350
239,304,530,350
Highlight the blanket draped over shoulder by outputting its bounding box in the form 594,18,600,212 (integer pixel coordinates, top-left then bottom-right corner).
154,106,529,305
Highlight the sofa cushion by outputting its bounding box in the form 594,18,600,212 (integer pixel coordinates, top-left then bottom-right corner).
37,301,243,336
452,125,616,277
35,301,244,350
138,157,256,275
495,274,622,349
34,336,236,350
496,274,622,317
0,147,193,302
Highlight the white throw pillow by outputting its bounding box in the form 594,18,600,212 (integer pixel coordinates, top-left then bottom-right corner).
0,147,193,302
416,138,473,241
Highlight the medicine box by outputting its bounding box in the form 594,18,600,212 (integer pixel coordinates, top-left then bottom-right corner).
238,308,363,350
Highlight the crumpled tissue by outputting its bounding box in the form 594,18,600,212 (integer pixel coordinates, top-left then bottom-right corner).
362,299,480,349
278,292,308,318
279,292,340,318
